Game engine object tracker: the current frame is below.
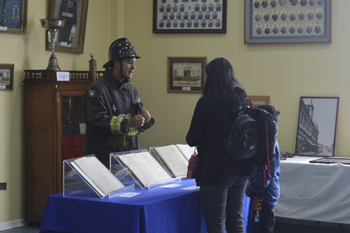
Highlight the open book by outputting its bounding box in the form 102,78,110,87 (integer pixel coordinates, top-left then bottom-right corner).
70,156,125,198
117,151,173,188
152,145,190,177
175,144,196,161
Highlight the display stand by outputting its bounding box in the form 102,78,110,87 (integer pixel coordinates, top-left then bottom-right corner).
63,155,134,199
110,150,182,189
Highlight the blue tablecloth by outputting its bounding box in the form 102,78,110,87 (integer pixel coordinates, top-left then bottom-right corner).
40,179,251,233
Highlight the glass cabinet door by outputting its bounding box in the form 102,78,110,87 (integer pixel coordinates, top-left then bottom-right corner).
61,95,86,161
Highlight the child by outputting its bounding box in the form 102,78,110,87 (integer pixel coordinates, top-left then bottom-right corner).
246,104,281,233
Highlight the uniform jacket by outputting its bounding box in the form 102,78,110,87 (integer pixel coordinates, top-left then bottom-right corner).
84,69,154,167
247,142,280,206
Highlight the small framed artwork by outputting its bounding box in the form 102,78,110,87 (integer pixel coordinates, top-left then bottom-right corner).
248,95,270,106
153,0,227,33
244,0,331,44
310,157,350,165
46,0,89,54
0,0,28,34
167,57,207,93
295,97,339,157
0,64,14,91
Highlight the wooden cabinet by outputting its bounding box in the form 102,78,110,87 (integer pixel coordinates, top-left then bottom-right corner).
23,70,103,222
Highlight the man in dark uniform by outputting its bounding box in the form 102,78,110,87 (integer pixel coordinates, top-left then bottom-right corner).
84,38,155,168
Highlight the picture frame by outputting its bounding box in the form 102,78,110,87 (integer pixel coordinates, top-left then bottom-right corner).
0,64,14,91
310,157,350,165
46,0,89,54
244,0,331,44
295,97,339,157
0,0,28,34
167,57,207,93
248,95,270,106
153,0,227,33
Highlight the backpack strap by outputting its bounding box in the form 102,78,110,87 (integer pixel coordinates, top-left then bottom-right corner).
246,97,255,109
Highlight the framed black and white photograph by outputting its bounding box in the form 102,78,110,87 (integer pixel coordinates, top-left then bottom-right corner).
244,0,331,44
167,57,207,93
46,0,89,54
295,97,339,157
153,0,227,33
0,0,28,34
0,64,14,91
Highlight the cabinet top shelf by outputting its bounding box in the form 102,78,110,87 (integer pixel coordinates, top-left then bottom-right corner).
23,70,104,82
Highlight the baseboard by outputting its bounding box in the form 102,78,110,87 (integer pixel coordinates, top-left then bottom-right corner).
0,219,27,231
276,217,350,230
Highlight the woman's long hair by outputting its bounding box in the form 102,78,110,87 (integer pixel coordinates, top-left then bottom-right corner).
203,57,247,111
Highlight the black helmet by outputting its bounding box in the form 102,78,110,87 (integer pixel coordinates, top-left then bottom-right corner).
103,38,141,68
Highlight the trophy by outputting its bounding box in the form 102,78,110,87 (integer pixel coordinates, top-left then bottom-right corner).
40,19,66,71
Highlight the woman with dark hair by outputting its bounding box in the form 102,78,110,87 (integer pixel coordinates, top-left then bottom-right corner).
186,57,253,233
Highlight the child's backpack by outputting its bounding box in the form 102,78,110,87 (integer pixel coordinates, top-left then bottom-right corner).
218,99,278,183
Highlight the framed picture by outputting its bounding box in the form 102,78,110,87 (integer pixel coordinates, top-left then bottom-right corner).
248,95,270,106
244,0,331,44
0,64,14,91
0,0,28,34
295,97,339,157
167,57,207,93
46,0,89,54
153,0,227,33
310,157,350,165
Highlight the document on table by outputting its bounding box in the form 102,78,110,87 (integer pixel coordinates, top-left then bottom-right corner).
118,151,172,187
175,144,195,161
154,145,188,177
70,156,125,197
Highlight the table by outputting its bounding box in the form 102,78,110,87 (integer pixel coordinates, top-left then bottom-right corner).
275,156,350,224
40,179,251,233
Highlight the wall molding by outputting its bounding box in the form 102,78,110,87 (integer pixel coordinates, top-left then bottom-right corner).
0,219,27,231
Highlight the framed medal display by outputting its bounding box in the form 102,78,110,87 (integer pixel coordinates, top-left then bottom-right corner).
153,0,227,33
0,0,28,34
244,0,331,44
46,0,89,54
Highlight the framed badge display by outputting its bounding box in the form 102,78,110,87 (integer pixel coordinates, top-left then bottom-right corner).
153,0,227,33
167,57,207,93
46,0,89,54
0,0,28,34
0,63,14,91
244,0,331,44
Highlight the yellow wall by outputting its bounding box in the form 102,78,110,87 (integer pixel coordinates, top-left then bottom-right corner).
126,1,350,157
1,0,350,225
0,0,112,225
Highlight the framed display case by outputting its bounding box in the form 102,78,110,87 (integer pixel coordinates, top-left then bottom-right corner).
0,0,28,34
23,70,103,222
244,0,331,44
153,0,227,33
46,0,89,54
